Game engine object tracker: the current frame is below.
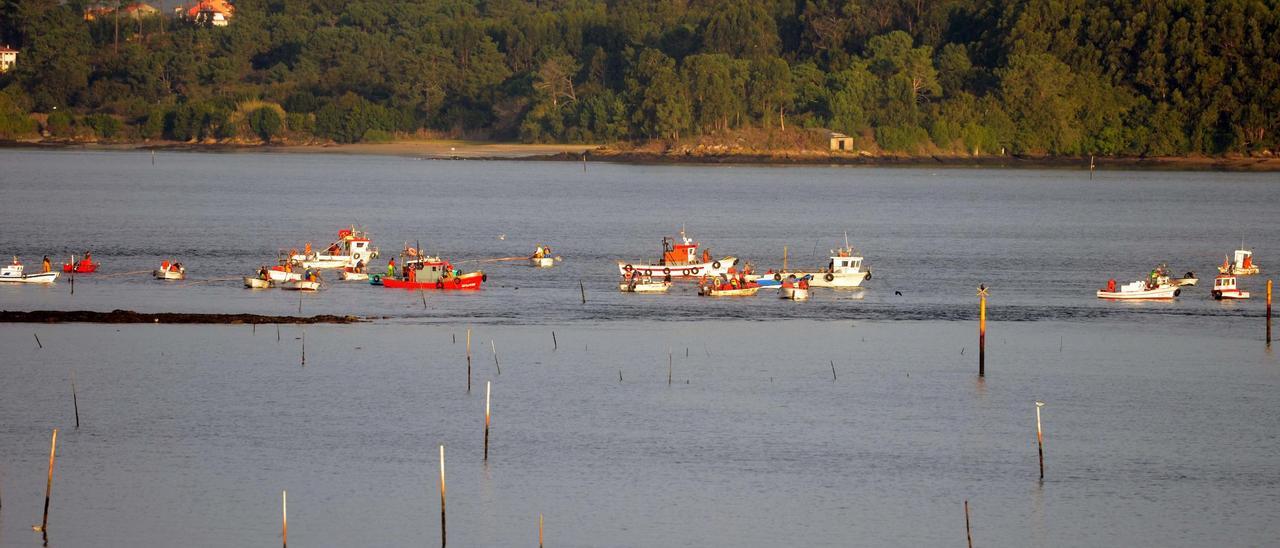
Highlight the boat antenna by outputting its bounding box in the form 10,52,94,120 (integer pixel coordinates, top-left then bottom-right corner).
844,231,850,251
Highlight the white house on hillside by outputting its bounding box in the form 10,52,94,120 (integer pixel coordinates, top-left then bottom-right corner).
0,46,17,73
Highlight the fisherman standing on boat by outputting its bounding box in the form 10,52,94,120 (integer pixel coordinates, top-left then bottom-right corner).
387,257,396,278
42,255,51,273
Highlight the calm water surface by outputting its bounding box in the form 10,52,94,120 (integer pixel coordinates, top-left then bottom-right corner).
0,150,1278,547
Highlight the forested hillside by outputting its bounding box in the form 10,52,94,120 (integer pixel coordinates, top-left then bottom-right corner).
1,0,1277,156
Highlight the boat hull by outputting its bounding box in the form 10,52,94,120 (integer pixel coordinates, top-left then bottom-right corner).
62,262,98,273
752,271,868,288
340,271,369,281
243,277,272,289
1097,287,1180,299
153,269,185,280
530,257,555,268
0,271,59,284
619,282,671,293
617,257,737,279
1212,290,1250,300
1218,266,1260,275
268,268,302,282
279,280,321,291
780,286,809,300
381,272,484,290
699,286,760,297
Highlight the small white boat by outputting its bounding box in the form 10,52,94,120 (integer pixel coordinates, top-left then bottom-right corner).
530,245,556,267
779,277,810,300
1211,274,1249,299
243,276,272,289
1218,249,1260,275
267,265,302,282
340,269,369,281
700,285,760,297
153,261,186,280
1097,279,1180,300
279,280,321,291
0,263,58,284
619,275,671,293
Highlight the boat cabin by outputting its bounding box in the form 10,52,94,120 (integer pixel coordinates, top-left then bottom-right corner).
661,233,700,265
1214,275,1238,291
827,254,864,274
405,257,454,283
1233,249,1254,270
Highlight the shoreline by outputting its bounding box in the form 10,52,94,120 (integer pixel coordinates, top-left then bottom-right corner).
1,309,361,324
4,138,1279,171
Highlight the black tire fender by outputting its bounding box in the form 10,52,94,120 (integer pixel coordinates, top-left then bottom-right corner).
824,273,835,282
712,261,722,269
624,264,633,272
773,274,781,281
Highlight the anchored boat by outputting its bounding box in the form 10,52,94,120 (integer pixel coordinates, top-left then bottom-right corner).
699,275,760,297
1211,274,1250,299
279,280,321,291
379,248,485,290
617,230,737,279
153,261,186,280
750,235,871,289
290,228,380,269
62,254,98,273
1218,248,1260,275
779,276,811,300
530,244,556,267
618,274,671,293
1097,278,1180,300
1,260,58,284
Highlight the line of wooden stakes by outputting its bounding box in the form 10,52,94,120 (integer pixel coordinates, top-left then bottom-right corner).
10,281,1273,546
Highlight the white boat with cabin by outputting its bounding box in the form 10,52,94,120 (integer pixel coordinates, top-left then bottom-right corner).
1211,274,1249,299
1097,279,1180,299
0,261,58,284
290,227,380,269
750,236,871,289
617,230,737,279
1218,248,1260,275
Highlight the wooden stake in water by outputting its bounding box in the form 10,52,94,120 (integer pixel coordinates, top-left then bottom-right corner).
466,329,472,393
301,329,306,367
964,499,973,548
34,333,43,349
977,284,988,377
33,428,58,534
439,445,447,547
1266,279,1272,347
71,371,80,428
539,513,544,548
1089,154,1095,179
491,340,501,374
1035,401,1046,480
668,348,673,386
484,381,491,461
277,324,281,342
552,331,557,351
580,280,586,304
282,490,288,548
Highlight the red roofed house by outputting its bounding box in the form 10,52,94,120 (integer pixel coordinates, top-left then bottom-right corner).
183,0,235,27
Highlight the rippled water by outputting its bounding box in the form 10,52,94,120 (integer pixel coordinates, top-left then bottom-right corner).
1,150,1278,547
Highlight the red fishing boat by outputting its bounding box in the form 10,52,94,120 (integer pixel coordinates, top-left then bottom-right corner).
375,247,486,291
62,253,99,273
